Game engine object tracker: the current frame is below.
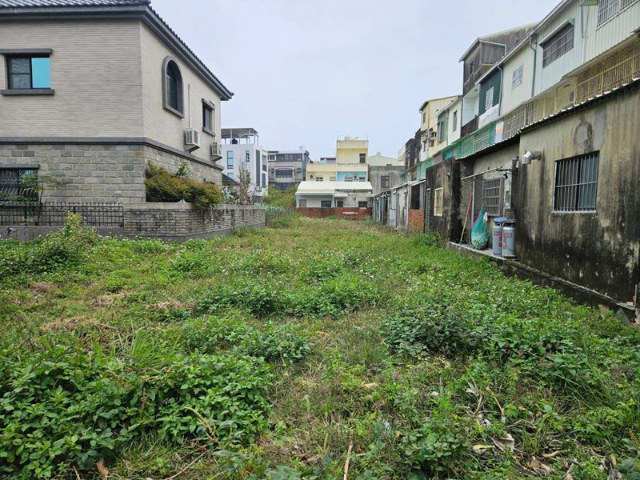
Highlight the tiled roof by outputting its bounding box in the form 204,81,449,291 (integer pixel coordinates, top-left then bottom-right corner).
0,0,149,7
0,0,233,100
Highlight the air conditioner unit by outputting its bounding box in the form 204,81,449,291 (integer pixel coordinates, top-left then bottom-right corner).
184,129,201,152
210,142,222,160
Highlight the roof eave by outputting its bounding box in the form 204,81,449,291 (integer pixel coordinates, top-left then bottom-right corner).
0,3,234,101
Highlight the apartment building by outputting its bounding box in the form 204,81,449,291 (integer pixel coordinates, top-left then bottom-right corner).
219,128,268,203
267,148,310,191
0,0,231,203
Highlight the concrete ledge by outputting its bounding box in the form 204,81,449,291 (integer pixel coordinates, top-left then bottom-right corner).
448,241,637,319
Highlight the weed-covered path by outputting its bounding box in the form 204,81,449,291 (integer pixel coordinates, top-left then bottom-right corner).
1,216,639,479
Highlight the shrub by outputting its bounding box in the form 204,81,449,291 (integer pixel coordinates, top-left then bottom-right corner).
145,165,221,210
0,346,271,478
0,213,98,278
182,316,310,364
381,299,484,358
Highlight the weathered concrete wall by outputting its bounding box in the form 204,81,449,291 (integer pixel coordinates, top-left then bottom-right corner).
369,166,404,196
0,143,221,203
514,87,640,302
295,208,371,220
423,160,461,241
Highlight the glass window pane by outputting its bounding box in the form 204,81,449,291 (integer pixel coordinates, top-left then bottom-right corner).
10,58,30,74
31,57,51,88
10,74,31,89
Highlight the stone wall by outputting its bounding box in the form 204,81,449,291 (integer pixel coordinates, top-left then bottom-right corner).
0,203,266,242
0,142,222,204
296,207,371,220
124,203,264,241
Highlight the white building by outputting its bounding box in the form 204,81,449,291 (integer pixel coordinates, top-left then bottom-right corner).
296,181,372,208
219,128,268,202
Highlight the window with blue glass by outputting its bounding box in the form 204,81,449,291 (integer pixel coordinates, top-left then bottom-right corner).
227,151,234,169
7,56,51,90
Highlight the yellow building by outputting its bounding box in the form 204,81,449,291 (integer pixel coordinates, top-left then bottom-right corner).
418,96,459,161
336,137,369,164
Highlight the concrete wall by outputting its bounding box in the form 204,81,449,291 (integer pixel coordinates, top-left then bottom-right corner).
0,143,221,203
0,204,266,242
336,139,368,165
0,20,144,137
369,166,404,196
514,86,640,302
139,24,222,164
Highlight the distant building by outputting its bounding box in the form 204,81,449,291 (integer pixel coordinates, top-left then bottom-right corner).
296,181,372,208
369,165,404,196
267,148,310,191
307,136,370,182
219,128,268,202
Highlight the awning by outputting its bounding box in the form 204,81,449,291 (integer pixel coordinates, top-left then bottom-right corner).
333,193,349,198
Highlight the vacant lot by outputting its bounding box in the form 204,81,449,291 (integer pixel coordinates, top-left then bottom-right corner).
1,215,639,479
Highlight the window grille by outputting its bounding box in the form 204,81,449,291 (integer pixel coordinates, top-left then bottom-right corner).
512,65,524,88
358,201,368,208
485,87,495,112
542,23,574,67
434,188,444,217
0,168,39,201
321,200,331,208
554,153,599,212
275,169,293,178
598,0,639,26
483,178,503,216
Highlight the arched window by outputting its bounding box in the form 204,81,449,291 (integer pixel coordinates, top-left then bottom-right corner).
162,57,183,116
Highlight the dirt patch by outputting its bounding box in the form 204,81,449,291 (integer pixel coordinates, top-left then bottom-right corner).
93,291,132,308
40,316,114,332
147,299,194,313
30,281,56,294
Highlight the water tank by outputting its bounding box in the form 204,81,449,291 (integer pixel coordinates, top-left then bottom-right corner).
492,217,507,257
502,220,516,258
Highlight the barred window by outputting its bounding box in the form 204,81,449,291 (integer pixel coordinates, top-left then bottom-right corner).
598,0,639,26
554,153,599,212
0,168,38,201
483,178,503,216
542,23,574,67
512,65,524,89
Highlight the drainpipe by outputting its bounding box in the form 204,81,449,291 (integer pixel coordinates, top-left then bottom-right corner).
498,65,504,116
529,35,538,99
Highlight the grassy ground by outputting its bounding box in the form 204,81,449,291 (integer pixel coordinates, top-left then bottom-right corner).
1,215,639,479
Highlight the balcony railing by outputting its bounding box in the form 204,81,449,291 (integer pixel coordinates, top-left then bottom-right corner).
576,39,640,104
461,117,479,137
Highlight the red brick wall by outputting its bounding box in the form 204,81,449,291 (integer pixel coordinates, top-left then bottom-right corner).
296,208,372,220
408,209,424,233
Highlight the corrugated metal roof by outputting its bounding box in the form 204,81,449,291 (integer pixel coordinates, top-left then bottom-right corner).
0,0,148,6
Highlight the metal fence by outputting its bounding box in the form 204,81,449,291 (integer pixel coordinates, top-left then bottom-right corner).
0,202,125,227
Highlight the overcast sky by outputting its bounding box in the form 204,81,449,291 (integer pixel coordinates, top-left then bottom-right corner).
151,0,559,159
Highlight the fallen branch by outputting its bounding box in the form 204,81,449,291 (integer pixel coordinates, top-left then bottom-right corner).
158,452,207,480
343,443,353,480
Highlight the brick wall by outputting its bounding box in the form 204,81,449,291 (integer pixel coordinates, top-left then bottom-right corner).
296,207,372,220
0,143,222,204
408,209,424,233
124,203,265,240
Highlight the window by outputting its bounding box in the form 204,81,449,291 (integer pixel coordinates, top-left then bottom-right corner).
227,151,234,169
422,111,426,124
542,23,574,68
512,65,524,89
321,200,332,208
437,121,446,142
0,168,38,201
299,199,307,208
329,176,337,181
296,168,303,174
345,176,353,182
359,153,366,164
469,60,475,76
262,173,266,187
316,177,324,182
275,169,294,178
554,153,599,212
434,188,444,217
202,102,214,135
245,150,251,163
598,0,638,26
3,53,52,93
483,178,503,216
381,176,390,189
337,200,344,208
485,86,495,112
163,57,184,116
358,201,369,208
452,111,458,132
